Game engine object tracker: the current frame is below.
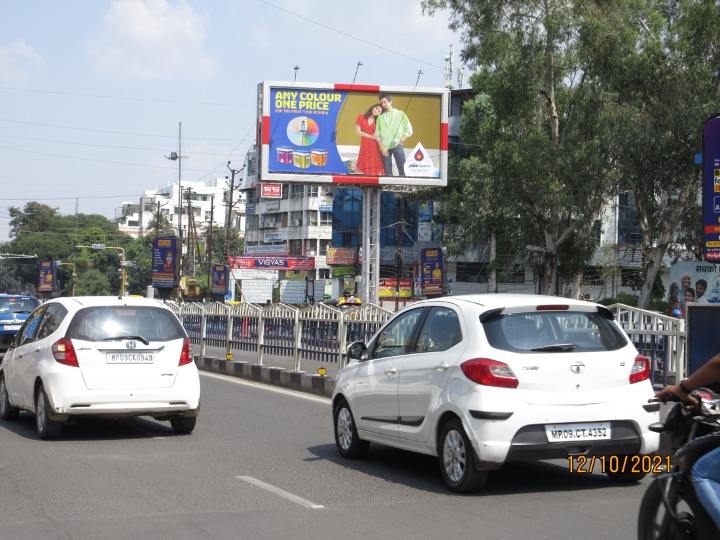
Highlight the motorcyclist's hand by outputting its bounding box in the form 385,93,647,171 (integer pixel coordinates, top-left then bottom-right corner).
656,385,699,406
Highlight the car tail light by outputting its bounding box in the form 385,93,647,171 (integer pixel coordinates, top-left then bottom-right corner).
179,337,194,366
461,358,519,389
52,338,79,367
536,305,569,311
629,355,650,384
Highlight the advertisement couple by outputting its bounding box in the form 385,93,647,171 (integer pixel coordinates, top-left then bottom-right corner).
355,94,412,176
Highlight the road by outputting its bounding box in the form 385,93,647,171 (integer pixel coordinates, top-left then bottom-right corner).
0,371,649,539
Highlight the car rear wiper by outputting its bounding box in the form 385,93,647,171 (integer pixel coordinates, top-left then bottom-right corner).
531,343,576,352
101,335,150,345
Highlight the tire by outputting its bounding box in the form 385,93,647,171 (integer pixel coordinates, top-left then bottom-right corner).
636,476,718,540
333,398,369,458
605,454,648,483
438,419,488,494
35,385,62,440
170,415,197,434
0,375,19,421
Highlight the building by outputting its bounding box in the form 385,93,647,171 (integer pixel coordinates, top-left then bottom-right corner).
114,178,246,239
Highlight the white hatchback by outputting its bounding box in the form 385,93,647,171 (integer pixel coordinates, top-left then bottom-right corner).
0,296,200,439
332,294,660,492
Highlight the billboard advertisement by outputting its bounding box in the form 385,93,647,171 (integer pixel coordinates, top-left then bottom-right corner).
38,260,56,293
421,248,443,296
259,81,448,187
702,114,720,261
152,237,176,289
211,265,228,295
228,255,315,271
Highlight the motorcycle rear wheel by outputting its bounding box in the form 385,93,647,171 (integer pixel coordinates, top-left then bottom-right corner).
637,477,715,540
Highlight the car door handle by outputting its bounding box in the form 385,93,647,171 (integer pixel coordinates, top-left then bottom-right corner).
433,363,450,371
384,368,397,375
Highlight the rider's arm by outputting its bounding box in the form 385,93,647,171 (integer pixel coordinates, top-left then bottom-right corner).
657,352,720,401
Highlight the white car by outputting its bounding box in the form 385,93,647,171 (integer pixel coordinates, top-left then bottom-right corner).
332,294,660,492
0,296,200,439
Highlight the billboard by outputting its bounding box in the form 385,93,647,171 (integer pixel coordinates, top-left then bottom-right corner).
421,248,443,296
259,81,448,187
38,260,56,293
152,237,176,289
702,114,720,261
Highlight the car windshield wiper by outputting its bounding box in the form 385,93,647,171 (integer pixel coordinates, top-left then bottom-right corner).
531,343,576,352
101,335,150,345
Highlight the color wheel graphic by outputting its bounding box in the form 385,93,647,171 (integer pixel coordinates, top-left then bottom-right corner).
287,116,319,146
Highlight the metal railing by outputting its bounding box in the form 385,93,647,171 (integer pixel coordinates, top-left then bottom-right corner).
169,301,393,372
170,301,684,386
608,304,686,388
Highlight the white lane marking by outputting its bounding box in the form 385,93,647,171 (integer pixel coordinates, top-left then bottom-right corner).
200,371,330,404
237,476,324,509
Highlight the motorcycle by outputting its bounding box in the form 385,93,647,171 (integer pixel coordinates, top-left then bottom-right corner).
637,388,720,539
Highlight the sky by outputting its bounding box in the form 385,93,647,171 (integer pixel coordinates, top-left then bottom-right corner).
0,0,464,243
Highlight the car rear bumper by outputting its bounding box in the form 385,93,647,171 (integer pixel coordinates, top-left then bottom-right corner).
461,402,660,468
503,421,643,462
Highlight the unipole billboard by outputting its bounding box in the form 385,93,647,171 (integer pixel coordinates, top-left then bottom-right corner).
702,114,720,262
258,81,448,187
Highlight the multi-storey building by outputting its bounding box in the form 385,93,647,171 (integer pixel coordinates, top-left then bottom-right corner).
114,178,245,239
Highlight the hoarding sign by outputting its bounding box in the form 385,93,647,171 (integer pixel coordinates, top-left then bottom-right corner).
327,247,358,266
703,114,720,261
261,183,282,198
379,278,412,298
152,237,176,289
211,265,228,295
259,81,448,187
228,255,315,271
421,248,443,296
38,260,56,293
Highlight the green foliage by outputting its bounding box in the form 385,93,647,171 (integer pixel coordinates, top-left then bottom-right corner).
74,268,112,296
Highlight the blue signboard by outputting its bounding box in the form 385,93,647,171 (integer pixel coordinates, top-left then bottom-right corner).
702,114,720,262
152,237,176,289
421,248,443,296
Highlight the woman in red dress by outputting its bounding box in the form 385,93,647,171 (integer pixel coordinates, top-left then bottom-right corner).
355,104,386,175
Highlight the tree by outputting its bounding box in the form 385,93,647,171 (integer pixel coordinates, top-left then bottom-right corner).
424,0,617,295
424,0,719,306
588,1,720,307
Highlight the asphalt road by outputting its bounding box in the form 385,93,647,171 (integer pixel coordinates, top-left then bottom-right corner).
0,371,651,539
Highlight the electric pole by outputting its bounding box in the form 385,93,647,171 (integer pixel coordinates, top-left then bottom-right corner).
224,161,242,261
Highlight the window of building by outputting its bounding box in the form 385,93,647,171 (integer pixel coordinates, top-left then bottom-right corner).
289,239,302,256
305,239,317,255
307,185,319,197
320,211,333,226
318,268,330,279
290,185,304,199
320,239,331,256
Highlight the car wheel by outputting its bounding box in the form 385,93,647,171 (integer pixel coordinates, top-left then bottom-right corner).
333,398,369,458
170,415,197,434
35,385,62,440
438,419,488,493
605,454,647,483
0,375,19,420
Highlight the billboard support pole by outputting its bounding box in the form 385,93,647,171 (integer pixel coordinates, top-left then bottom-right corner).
361,186,381,306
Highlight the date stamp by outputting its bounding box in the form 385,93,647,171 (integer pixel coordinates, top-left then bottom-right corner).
568,455,671,474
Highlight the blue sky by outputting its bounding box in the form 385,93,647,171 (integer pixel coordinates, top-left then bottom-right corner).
0,0,463,242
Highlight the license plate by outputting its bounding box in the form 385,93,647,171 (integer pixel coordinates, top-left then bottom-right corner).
106,353,154,364
3,325,21,331
545,422,611,442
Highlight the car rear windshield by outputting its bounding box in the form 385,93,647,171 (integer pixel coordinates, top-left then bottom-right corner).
67,306,186,342
483,311,628,353
0,297,39,314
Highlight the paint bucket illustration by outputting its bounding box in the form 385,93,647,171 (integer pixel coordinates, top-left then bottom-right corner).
311,149,328,167
277,147,293,164
293,151,311,169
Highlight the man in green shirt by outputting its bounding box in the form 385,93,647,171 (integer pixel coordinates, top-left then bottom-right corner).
376,94,413,176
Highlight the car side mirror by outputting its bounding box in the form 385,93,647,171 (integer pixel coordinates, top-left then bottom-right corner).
347,341,366,360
